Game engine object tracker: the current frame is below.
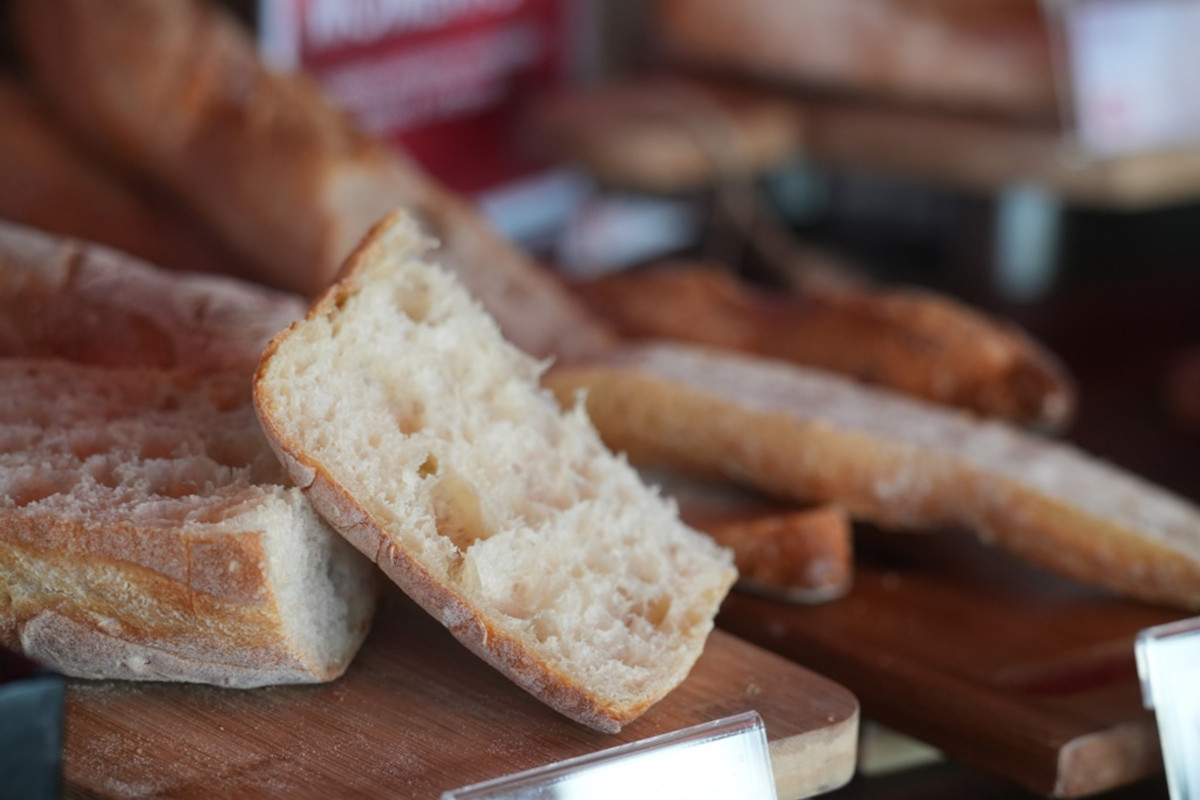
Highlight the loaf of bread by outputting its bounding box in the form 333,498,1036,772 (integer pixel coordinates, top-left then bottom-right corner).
13,0,615,364
574,262,1076,429
0,218,304,374
0,77,247,277
648,471,853,604
254,212,736,732
536,75,804,194
0,222,377,686
545,342,1200,611
655,0,1059,120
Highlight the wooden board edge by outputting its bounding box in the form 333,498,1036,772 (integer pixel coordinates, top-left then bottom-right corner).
769,707,860,800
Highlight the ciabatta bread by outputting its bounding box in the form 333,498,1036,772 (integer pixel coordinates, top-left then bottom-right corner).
14,0,615,363
0,222,377,686
545,342,1200,611
0,360,377,686
254,212,736,732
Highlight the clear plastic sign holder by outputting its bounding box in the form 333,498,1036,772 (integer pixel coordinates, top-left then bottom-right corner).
441,710,777,800
1041,0,1200,158
1135,617,1200,800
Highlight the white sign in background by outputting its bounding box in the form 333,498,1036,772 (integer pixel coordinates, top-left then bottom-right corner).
1052,0,1200,156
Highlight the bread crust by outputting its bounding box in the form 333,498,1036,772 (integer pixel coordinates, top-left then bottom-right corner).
545,343,1200,610
14,0,616,363
575,263,1075,429
0,219,306,373
656,0,1058,120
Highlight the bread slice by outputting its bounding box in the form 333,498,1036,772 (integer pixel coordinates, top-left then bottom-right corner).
545,342,1200,610
254,212,736,732
0,360,377,686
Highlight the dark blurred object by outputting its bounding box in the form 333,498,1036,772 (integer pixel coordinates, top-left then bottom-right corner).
0,647,64,800
1165,344,1200,437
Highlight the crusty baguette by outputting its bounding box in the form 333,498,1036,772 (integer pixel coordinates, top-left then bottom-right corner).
13,0,615,364
655,0,1058,120
0,76,248,277
0,360,378,686
254,212,735,732
574,262,1075,429
545,342,1200,610
0,218,305,374
648,471,852,603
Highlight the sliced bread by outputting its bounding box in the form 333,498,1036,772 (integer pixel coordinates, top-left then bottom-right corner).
254,212,736,732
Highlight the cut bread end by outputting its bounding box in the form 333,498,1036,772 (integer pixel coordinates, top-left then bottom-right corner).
0,360,377,686
254,211,736,731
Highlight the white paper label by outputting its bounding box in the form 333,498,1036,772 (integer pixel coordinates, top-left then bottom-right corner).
1053,0,1200,155
1136,618,1200,800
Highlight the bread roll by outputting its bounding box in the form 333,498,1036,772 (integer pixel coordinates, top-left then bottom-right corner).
254,212,736,732
14,0,615,363
546,342,1200,611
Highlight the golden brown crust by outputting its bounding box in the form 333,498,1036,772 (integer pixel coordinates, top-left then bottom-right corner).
535,75,804,193
0,220,306,374
545,344,1200,610
14,0,616,363
575,263,1075,429
655,0,1057,120
0,77,245,275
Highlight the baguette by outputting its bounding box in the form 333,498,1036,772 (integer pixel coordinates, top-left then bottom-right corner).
0,222,377,686
574,262,1076,429
650,471,852,604
254,212,735,732
545,342,1200,610
0,218,305,374
655,0,1058,120
14,0,615,363
0,76,247,277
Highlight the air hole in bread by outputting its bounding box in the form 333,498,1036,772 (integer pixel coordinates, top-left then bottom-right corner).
417,453,439,479
430,470,492,553
396,282,432,323
392,400,425,436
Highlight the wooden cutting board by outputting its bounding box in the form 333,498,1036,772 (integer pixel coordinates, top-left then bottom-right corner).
62,586,858,800
718,526,1187,799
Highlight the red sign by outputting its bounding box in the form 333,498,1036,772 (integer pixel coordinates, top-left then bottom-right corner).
260,0,579,194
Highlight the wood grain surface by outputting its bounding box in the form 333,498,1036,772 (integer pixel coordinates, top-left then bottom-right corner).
62,586,858,800
718,526,1187,798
